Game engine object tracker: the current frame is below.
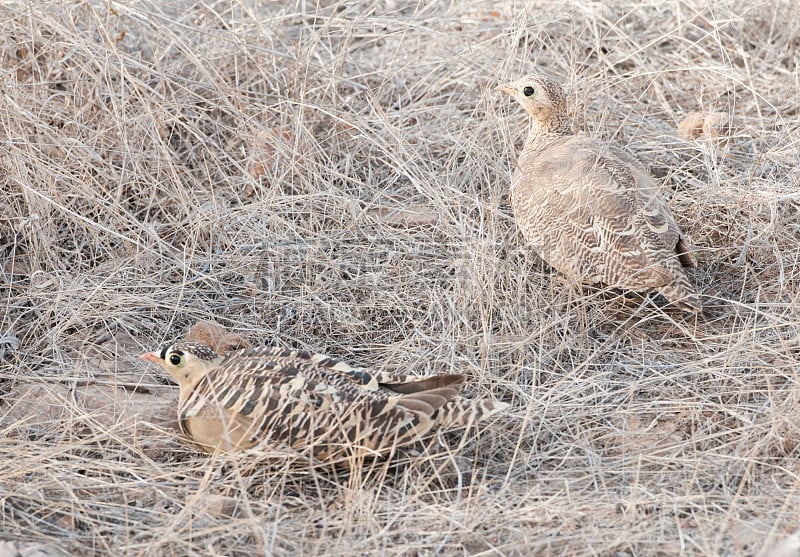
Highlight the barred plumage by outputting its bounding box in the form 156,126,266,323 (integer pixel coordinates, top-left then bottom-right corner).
140,341,508,463
497,75,702,313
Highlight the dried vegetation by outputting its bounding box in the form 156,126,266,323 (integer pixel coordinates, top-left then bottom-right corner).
1,1,800,555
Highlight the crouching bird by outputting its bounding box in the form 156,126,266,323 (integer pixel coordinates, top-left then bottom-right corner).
496,74,702,313
140,342,508,464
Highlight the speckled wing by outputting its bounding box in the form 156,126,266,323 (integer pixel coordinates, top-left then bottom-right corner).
255,348,467,394
512,135,699,308
177,346,465,461
291,350,457,392
284,351,499,429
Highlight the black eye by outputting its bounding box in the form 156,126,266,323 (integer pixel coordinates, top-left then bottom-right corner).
169,353,182,366
523,86,535,97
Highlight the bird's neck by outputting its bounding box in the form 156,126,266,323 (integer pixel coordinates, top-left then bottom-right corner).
176,362,219,406
178,385,196,408
526,116,572,148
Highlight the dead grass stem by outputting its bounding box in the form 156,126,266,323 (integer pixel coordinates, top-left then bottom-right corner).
2,0,800,555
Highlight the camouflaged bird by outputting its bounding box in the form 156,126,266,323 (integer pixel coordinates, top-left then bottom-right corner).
497,75,702,313
184,319,250,355
140,342,507,463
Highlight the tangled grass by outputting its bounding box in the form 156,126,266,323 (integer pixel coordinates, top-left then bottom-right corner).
2,0,800,555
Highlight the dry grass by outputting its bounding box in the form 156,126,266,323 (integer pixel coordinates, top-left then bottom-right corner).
2,0,800,555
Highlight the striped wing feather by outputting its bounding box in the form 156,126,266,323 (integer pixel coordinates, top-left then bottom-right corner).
269,346,421,391
178,346,467,460
229,346,468,393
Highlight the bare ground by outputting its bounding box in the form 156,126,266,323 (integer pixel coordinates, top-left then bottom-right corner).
1,1,800,555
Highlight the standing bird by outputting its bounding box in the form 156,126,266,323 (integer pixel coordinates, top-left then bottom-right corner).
140,342,507,463
496,75,702,313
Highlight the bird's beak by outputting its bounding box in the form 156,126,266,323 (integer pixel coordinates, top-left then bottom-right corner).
139,352,161,364
496,83,515,96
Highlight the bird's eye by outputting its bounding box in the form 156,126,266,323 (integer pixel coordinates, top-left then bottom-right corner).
523,86,535,97
169,353,184,366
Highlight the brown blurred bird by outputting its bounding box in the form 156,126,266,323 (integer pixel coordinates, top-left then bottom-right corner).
497,75,701,313
184,319,250,355
140,342,507,463
678,110,730,143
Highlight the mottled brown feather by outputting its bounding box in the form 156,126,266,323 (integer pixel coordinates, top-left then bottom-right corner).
497,75,702,313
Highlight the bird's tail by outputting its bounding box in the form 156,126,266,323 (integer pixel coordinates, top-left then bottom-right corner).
658,278,702,313
432,398,509,431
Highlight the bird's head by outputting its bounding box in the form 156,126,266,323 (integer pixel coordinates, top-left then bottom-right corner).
140,341,224,391
496,74,569,132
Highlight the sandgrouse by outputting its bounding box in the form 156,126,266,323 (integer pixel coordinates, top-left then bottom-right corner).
140,342,507,463
497,75,701,313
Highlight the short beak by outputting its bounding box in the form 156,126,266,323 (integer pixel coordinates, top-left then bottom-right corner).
139,352,161,363
496,83,515,96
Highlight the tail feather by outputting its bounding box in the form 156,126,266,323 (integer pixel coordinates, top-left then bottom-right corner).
676,236,697,268
395,386,461,414
382,374,466,394
658,278,702,313
432,399,510,431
